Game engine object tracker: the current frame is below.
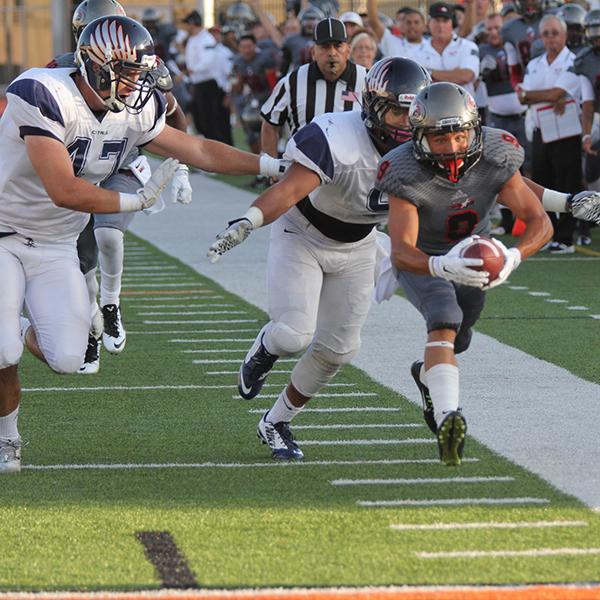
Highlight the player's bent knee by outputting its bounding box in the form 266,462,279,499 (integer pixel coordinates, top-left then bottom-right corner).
94,227,124,254
47,352,82,375
454,328,473,354
0,340,24,370
267,321,313,356
291,343,359,397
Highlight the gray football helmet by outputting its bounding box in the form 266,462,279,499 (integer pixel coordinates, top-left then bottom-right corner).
409,82,482,182
72,0,126,41
584,9,600,45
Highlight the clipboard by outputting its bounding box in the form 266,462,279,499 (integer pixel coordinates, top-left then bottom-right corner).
536,99,582,143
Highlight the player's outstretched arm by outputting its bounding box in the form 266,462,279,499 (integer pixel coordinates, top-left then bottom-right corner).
25,135,178,213
207,163,320,262
145,125,286,178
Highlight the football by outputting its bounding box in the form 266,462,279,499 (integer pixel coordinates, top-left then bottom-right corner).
459,236,506,283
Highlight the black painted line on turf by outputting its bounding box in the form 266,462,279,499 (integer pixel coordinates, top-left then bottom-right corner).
136,530,199,589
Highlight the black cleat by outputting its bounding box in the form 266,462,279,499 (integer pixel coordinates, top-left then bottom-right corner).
238,327,278,399
437,410,467,467
411,361,437,434
102,304,126,354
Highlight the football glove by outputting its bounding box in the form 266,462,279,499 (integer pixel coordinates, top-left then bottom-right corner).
170,164,193,204
429,254,488,288
119,158,179,212
207,218,254,263
483,238,521,290
568,191,600,224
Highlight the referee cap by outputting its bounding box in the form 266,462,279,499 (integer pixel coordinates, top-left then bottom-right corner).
314,17,348,44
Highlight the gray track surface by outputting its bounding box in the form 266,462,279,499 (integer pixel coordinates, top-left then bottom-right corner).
131,170,600,510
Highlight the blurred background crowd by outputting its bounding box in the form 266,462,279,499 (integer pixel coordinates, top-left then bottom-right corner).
1,0,599,249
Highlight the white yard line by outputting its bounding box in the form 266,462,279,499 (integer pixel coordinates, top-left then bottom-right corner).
194,358,296,364
182,349,247,353
236,392,376,399
301,438,435,446
123,294,222,300
208,369,291,375
137,304,235,309
390,520,588,531
145,319,257,324
416,548,600,559
128,329,257,334
248,407,400,413
295,423,421,430
170,338,254,343
22,457,478,471
21,384,305,393
332,476,514,485
123,283,206,288
358,498,550,507
139,311,247,316
123,265,178,270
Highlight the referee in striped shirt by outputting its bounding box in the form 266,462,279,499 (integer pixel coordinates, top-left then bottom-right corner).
260,17,368,157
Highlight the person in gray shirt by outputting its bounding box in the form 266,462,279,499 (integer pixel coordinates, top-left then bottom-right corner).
374,82,552,467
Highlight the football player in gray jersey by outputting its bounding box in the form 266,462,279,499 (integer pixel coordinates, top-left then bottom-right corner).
375,82,553,466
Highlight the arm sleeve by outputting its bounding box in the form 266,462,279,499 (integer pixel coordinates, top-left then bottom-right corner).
260,76,290,126
555,69,581,96
283,122,335,184
6,78,66,143
580,75,595,103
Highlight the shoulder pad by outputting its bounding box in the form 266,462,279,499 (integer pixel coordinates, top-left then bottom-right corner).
481,126,524,173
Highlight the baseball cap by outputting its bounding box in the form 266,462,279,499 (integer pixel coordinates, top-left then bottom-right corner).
339,11,364,27
314,17,348,44
182,9,203,26
429,2,454,19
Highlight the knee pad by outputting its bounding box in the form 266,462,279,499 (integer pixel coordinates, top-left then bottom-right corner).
0,339,23,369
94,227,124,256
291,342,360,397
265,321,313,356
47,352,82,375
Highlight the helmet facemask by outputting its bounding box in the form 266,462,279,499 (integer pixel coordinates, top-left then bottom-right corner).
363,92,413,153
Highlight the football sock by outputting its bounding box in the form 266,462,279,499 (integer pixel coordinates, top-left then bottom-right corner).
267,390,303,424
425,363,460,427
0,407,19,442
96,228,124,307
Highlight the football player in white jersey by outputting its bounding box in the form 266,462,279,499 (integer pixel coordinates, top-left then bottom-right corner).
207,58,432,460
0,15,287,473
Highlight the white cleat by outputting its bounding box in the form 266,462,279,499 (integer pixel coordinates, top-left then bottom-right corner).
102,304,126,354
0,438,24,474
78,334,101,375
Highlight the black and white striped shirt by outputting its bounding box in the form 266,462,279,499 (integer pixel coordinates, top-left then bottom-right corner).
260,61,368,135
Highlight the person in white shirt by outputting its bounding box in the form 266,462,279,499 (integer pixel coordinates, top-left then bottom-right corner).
183,10,231,143
518,14,592,252
417,2,480,97
367,0,428,62
0,16,287,474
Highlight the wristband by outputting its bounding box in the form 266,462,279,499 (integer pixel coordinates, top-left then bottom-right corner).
582,133,592,144
166,96,179,117
541,188,568,212
259,154,284,177
242,206,264,228
119,192,142,212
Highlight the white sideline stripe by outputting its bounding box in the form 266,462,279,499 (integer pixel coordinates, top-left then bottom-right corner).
236,392,376,399
140,311,247,316
332,476,514,485
123,283,206,288
545,299,569,303
302,438,435,446
23,458,479,471
196,358,296,364
248,406,400,413
170,338,255,343
566,305,590,311
295,423,422,430
390,520,588,531
416,547,600,559
147,319,257,324
138,304,235,309
358,497,550,507
21,384,296,393
124,265,178,270
129,329,257,334
208,369,291,375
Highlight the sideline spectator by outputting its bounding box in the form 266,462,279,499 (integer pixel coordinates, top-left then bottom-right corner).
339,11,364,39
350,29,378,70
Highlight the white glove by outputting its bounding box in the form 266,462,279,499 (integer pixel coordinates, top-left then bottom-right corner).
127,155,152,185
483,238,521,290
170,164,193,204
447,234,482,257
119,158,180,212
568,190,600,224
207,218,254,263
429,254,488,288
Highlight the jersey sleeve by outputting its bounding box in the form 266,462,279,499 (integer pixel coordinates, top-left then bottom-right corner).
373,145,417,205
461,40,480,80
481,126,524,179
6,77,66,143
137,91,167,146
283,121,335,184
260,75,290,127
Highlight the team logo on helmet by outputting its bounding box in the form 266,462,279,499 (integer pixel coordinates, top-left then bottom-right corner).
87,19,151,67
409,99,426,124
